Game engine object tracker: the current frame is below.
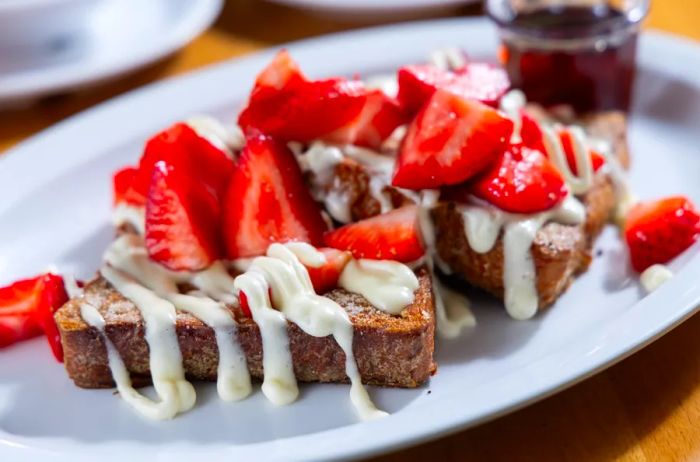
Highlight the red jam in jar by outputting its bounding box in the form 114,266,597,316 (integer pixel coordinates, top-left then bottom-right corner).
487,1,649,113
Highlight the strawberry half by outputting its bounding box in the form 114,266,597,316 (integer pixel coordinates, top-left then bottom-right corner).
324,205,424,262
113,166,146,206
392,89,514,190
397,62,510,115
145,161,222,271
0,273,68,361
520,113,605,176
238,51,405,149
306,248,352,294
448,143,568,214
135,122,234,201
328,89,408,148
223,133,328,259
624,196,700,272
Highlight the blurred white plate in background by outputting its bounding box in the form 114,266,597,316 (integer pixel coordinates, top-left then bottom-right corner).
0,0,223,107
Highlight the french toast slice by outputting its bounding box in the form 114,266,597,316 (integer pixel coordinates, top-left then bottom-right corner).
432,175,616,308
55,268,436,389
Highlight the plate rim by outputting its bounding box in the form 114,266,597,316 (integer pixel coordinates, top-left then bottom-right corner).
1,17,700,462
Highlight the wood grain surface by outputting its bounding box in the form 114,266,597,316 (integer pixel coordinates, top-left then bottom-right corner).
2,1,699,460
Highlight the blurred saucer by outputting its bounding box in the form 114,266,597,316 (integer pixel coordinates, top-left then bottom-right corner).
0,0,223,108
266,0,477,20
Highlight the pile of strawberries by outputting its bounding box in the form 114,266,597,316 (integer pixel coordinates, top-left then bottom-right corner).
2,50,698,354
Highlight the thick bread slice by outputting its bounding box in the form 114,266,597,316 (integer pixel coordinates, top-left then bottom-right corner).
55,269,436,389
432,175,616,308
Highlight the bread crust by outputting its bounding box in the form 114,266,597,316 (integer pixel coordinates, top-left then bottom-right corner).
55,269,436,389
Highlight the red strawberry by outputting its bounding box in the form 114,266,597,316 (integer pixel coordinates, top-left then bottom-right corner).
0,273,68,361
557,128,606,175
223,134,328,259
239,51,366,143
520,113,605,176
454,143,568,214
397,62,510,114
113,166,146,206
624,196,700,272
145,161,222,271
239,51,404,148
237,291,253,318
328,89,408,148
324,205,424,262
392,89,514,190
135,122,234,200
305,248,352,294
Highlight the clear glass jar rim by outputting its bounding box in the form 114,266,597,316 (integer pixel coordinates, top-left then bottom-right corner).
485,0,650,39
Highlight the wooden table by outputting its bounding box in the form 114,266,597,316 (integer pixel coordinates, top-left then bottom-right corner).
2,1,699,460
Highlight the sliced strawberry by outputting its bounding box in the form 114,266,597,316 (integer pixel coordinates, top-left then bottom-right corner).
324,205,424,262
397,63,510,114
0,274,68,361
328,89,408,148
113,166,146,206
239,51,367,143
239,51,404,148
392,89,513,190
448,143,568,214
145,161,222,271
237,291,253,318
37,274,69,361
557,128,606,175
520,110,546,153
223,134,328,259
624,196,700,272
306,248,352,294
135,122,234,201
520,113,605,176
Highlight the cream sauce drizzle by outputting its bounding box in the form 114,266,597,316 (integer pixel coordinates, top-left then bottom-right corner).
90,234,403,421
640,264,673,293
339,259,419,314
460,195,586,320
417,191,477,337
103,235,252,407
186,115,245,156
236,243,388,420
100,265,197,420
112,203,145,235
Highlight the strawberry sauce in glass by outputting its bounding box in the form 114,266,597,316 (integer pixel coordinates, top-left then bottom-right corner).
486,0,649,113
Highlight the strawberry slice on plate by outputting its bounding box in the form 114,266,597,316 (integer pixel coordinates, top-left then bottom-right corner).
397,62,510,114
239,51,405,149
145,161,223,271
135,122,234,200
624,196,700,272
113,166,146,206
446,143,568,214
305,248,352,294
392,89,513,190
223,133,328,259
0,273,68,361
557,128,606,175
324,205,424,262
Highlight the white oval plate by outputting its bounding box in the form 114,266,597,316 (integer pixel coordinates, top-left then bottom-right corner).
1,18,699,462
0,0,222,106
